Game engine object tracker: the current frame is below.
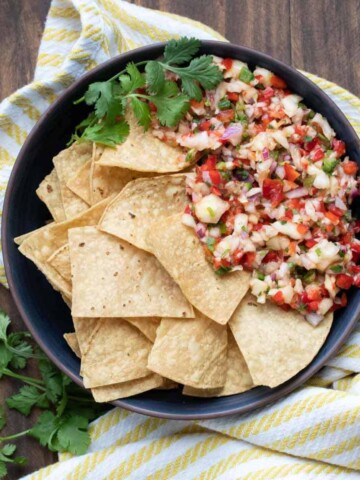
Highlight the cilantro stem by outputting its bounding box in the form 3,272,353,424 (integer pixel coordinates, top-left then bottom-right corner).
0,429,30,442
75,60,149,105
3,369,45,389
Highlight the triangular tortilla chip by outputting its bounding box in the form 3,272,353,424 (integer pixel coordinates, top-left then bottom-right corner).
47,244,71,284
64,333,81,358
69,227,194,318
53,142,91,219
36,168,66,222
183,329,254,397
230,293,333,388
124,317,160,342
72,317,100,356
147,214,250,324
147,312,228,388
18,199,110,298
99,175,188,252
91,374,164,402
81,318,152,388
98,110,188,173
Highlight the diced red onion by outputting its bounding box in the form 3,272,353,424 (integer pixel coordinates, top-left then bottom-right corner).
202,171,211,184
262,148,270,160
335,196,346,211
221,124,243,145
284,154,291,161
195,223,206,238
285,187,308,199
269,160,277,174
306,313,323,326
247,187,262,198
275,165,285,179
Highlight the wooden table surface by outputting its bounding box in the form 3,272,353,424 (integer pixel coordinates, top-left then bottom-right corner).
1,0,359,477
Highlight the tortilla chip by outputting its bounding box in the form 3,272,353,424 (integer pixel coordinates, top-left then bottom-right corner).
124,317,160,342
64,333,81,358
53,143,91,219
18,199,109,298
229,293,333,388
183,330,254,397
66,160,92,204
147,214,250,324
91,374,164,402
98,109,188,173
36,169,66,222
81,318,152,388
47,244,71,283
14,231,37,246
72,317,100,356
69,227,194,318
147,312,228,388
99,175,188,252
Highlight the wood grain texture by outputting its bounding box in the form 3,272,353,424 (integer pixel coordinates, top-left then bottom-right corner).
0,0,359,477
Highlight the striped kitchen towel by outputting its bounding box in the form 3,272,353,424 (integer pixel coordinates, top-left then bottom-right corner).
0,1,358,478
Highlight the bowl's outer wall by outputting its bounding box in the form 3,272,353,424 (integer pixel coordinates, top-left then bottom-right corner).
3,41,360,419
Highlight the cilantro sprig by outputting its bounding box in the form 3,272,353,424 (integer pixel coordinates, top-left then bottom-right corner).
0,311,108,478
71,37,223,147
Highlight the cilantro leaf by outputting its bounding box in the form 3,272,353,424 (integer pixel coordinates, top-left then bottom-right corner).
84,82,113,118
29,411,59,450
0,312,10,343
30,412,91,455
119,62,145,94
131,97,151,129
145,61,165,94
39,358,64,404
7,385,49,416
151,93,189,127
56,415,90,455
0,404,6,431
77,121,130,147
0,344,12,374
0,444,26,479
7,333,33,370
163,37,201,65
181,78,202,101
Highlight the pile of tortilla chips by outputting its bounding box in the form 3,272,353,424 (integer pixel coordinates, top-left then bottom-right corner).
17,124,333,402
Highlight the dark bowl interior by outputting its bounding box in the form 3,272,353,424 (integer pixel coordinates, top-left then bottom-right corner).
3,41,360,419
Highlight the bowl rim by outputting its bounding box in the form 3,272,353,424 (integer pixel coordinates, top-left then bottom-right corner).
3,40,360,419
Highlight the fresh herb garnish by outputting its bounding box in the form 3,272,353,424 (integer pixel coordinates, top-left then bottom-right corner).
71,37,223,147
0,310,108,478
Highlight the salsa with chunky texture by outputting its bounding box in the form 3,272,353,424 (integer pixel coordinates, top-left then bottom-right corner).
151,57,360,325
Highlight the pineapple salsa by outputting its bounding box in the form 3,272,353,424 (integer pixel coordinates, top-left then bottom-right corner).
152,57,360,325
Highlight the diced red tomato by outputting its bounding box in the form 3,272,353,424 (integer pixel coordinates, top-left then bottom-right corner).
199,119,212,131
241,252,256,270
311,148,325,161
190,99,204,109
149,102,157,112
324,211,340,225
336,274,353,289
305,239,317,248
263,251,280,263
332,139,346,157
270,75,287,89
297,224,309,235
343,161,358,176
216,109,235,123
328,203,344,217
208,170,221,185
262,178,284,207
287,198,304,210
354,276,360,288
272,291,285,305
351,265,360,274
284,164,300,181
263,87,275,99
295,125,306,137
284,209,293,220
221,58,233,70
261,113,272,127
306,286,322,301
211,186,221,196
304,137,319,152
200,155,217,171
227,92,239,102
351,242,360,253
307,301,320,312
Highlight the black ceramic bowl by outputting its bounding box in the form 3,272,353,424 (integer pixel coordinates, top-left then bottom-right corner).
3,41,360,419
